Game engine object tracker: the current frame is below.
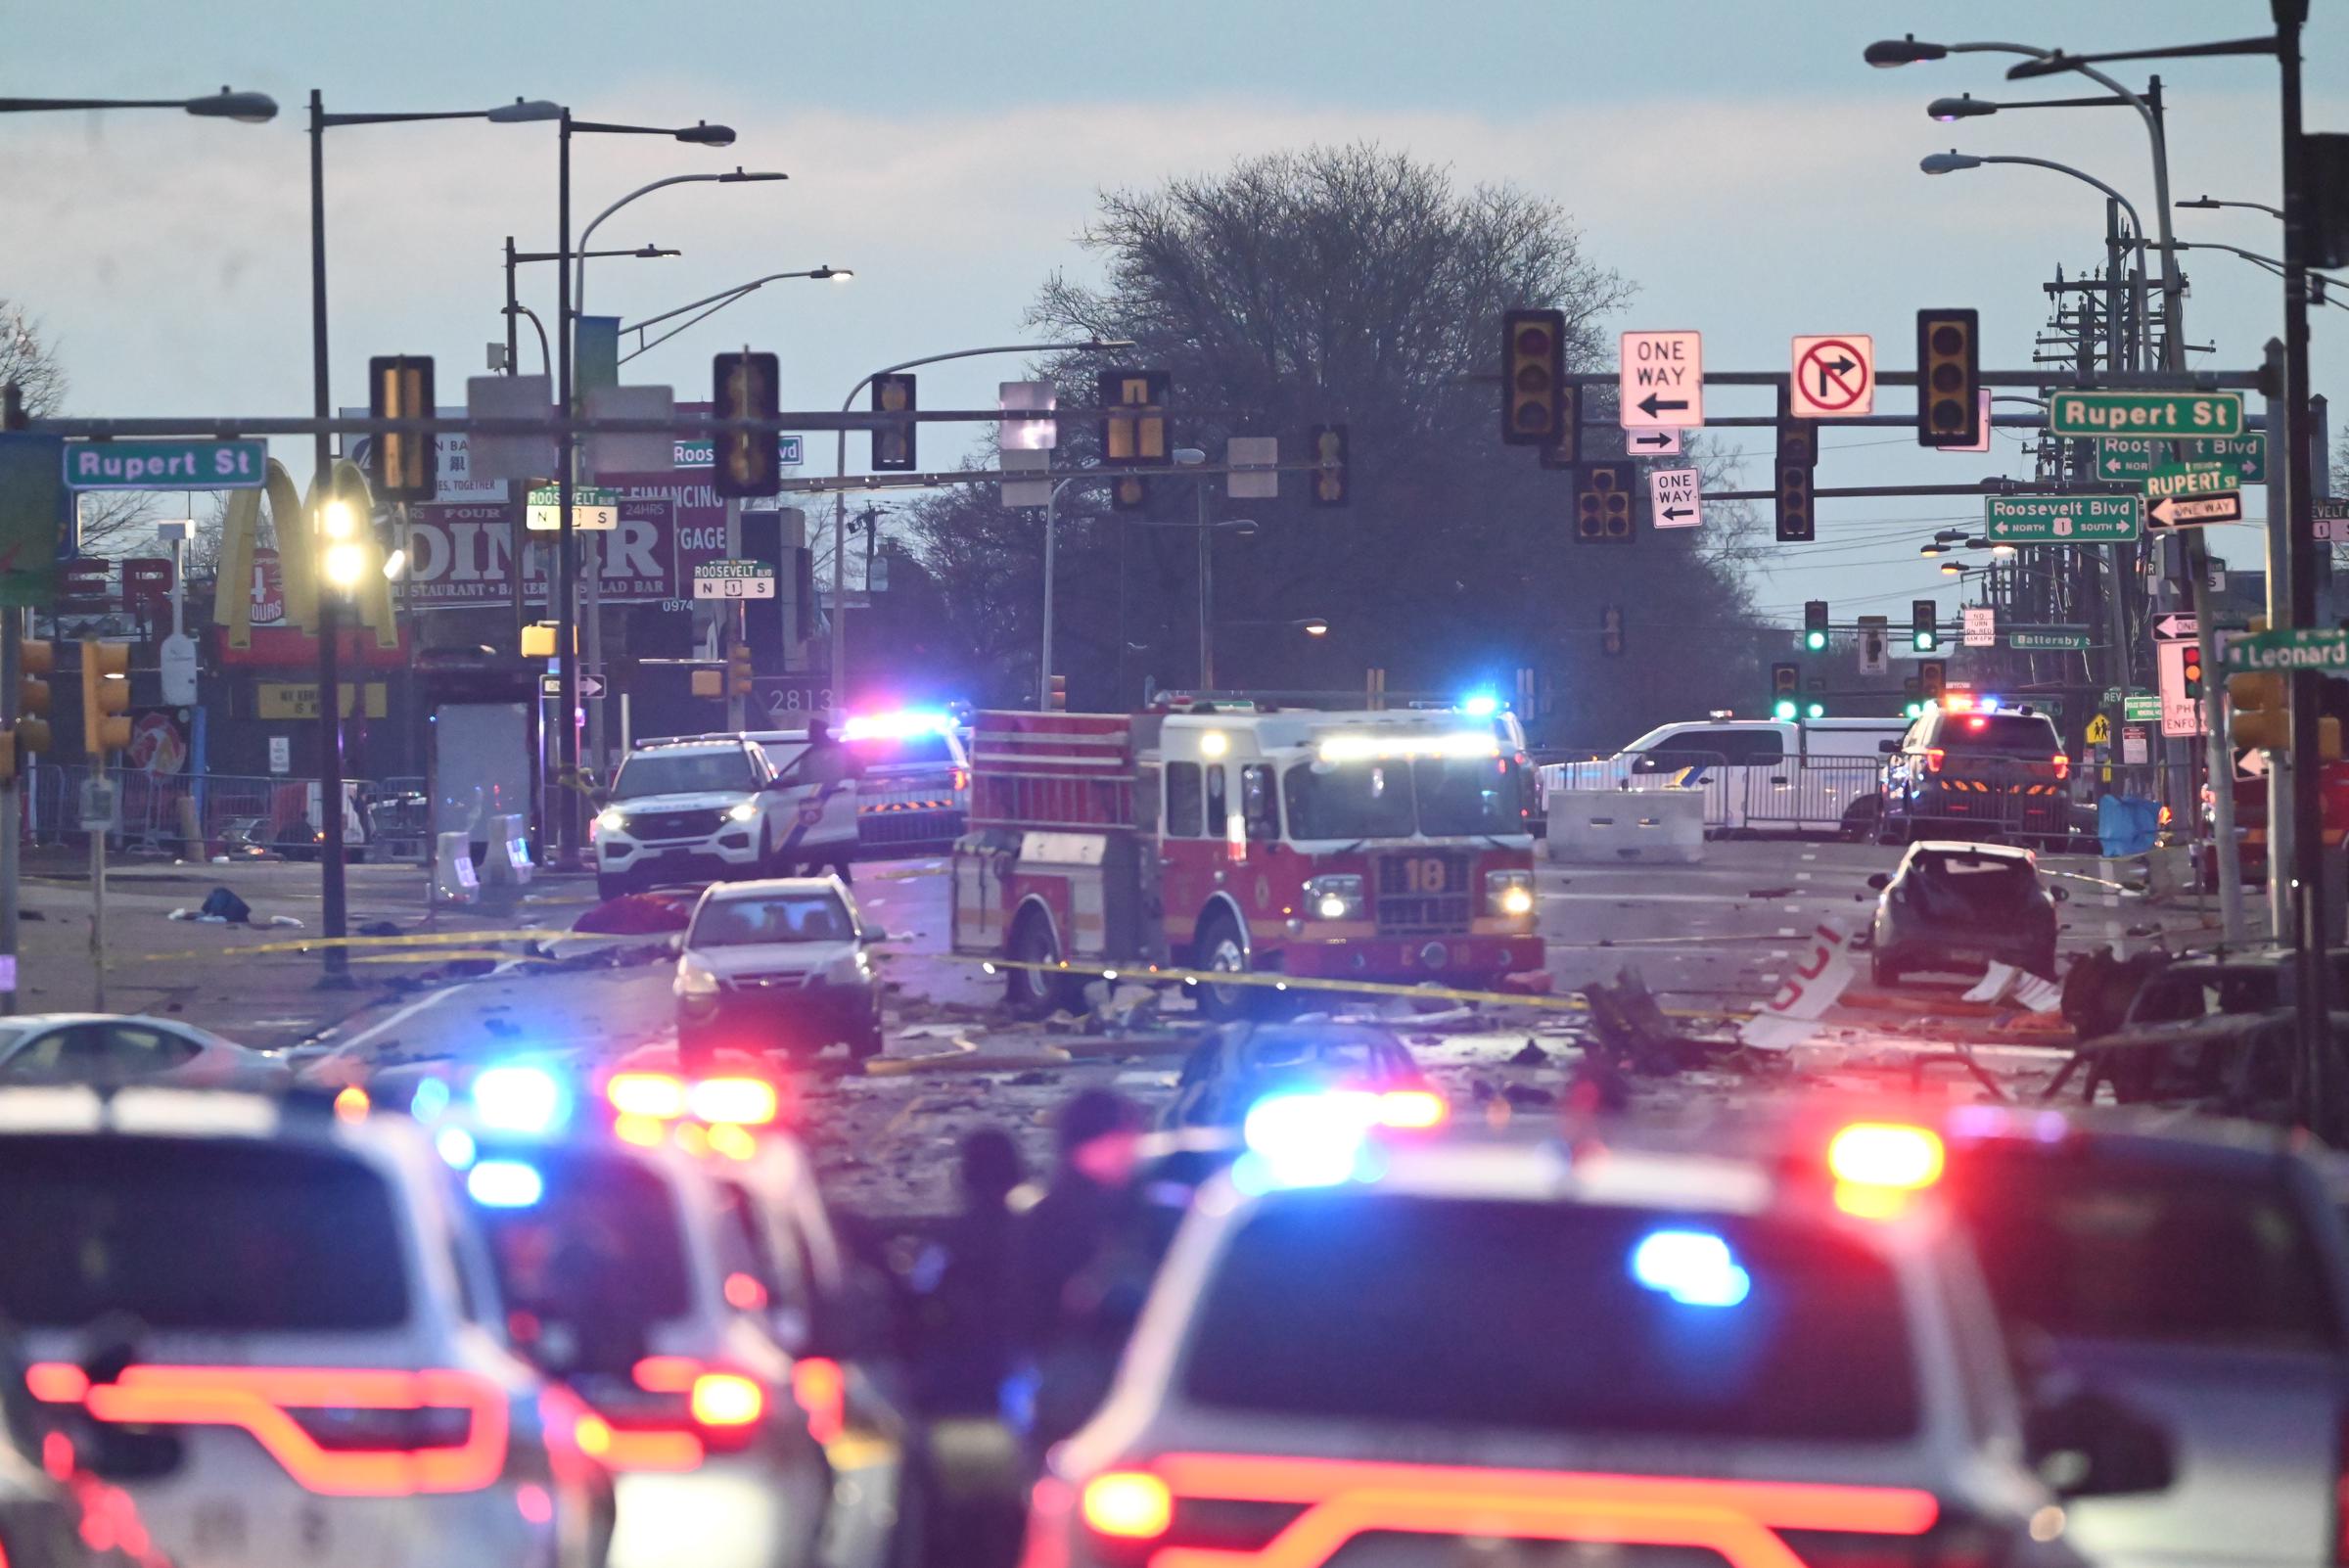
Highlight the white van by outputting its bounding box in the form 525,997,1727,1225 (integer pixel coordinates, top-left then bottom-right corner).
1537,717,1905,837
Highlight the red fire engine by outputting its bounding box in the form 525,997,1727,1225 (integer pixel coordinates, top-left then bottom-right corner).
951,703,1544,1017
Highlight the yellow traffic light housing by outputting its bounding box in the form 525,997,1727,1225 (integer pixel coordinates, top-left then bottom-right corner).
691,667,723,699
1308,423,1350,507
727,642,755,699
80,639,131,759
714,351,784,497
1915,308,1981,446
869,372,917,476
2230,669,2343,759
368,355,437,501
1501,308,1565,446
1574,462,1635,542
1048,673,1068,712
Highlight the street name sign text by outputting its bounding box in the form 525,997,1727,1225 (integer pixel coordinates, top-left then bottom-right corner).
1984,494,2140,543
2222,626,2349,673
65,438,267,490
2049,390,2244,438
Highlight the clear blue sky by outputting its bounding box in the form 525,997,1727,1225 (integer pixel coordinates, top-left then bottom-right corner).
4,1,2339,623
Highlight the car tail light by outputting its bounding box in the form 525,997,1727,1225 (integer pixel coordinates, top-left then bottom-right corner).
2051,753,2071,780
1081,1472,1172,1540
687,1077,779,1127
690,1373,765,1453
287,1404,475,1452
1923,748,1946,773
792,1357,847,1445
1376,1089,1449,1130
1827,1123,1946,1219
607,1072,687,1120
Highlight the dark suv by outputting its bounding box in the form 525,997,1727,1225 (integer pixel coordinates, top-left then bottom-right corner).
1879,704,2070,846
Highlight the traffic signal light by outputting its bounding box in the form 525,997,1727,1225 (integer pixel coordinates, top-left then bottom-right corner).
1775,385,1817,543
1538,378,1582,470
1911,599,1938,652
2230,668,2284,750
1501,308,1565,446
1100,370,1168,513
2181,641,2204,704
712,351,783,497
80,640,130,759
367,355,436,502
1573,462,1635,542
1048,674,1068,712
18,636,53,760
1803,600,1829,652
870,371,917,475
1915,308,1981,447
1918,659,1946,703
1308,424,1350,507
1771,663,1800,721
726,641,754,699
1600,604,1625,658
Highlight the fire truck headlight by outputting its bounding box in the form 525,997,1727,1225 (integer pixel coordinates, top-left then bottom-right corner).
1304,874,1364,923
1486,869,1534,918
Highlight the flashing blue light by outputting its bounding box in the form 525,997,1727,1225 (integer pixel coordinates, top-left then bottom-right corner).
1460,694,1501,718
471,1065,568,1133
1631,1228,1752,1308
409,1077,451,1123
1240,1090,1378,1188
435,1126,479,1171
467,1159,544,1208
1979,695,2002,713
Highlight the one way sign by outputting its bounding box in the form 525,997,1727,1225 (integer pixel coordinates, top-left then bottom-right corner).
1619,330,1703,429
1649,468,1702,530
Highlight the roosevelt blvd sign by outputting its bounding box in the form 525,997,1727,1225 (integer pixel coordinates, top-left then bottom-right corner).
2223,626,2349,673
2048,390,2244,438
1984,494,2140,543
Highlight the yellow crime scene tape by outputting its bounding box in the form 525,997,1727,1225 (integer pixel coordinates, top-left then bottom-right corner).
128,928,599,964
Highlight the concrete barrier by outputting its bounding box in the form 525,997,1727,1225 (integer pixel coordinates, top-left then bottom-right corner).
1543,789,1706,864
482,813,533,888
435,830,480,906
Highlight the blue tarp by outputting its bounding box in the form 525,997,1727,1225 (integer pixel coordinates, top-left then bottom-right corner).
2098,793,2162,857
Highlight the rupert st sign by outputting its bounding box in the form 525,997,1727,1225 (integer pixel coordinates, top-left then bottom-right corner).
64,438,267,490
2047,390,2244,438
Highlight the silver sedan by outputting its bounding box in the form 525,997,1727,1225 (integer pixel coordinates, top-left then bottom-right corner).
0,1013,290,1088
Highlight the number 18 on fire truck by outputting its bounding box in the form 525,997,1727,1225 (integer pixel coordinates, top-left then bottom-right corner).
950,703,1545,1019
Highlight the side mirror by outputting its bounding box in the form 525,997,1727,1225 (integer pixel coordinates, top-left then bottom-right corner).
859,923,889,944
2026,1389,2175,1499
1878,739,1899,755
1866,872,1891,891
2050,885,2071,904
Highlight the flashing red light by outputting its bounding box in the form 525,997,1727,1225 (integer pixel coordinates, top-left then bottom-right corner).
724,1271,768,1311
1965,715,1988,731
951,766,970,793
687,1077,779,1127
333,1085,370,1124
607,1073,687,1120
1923,748,1946,773
1827,1123,1947,1219
2052,753,2071,780
632,1356,700,1395
689,1372,764,1428
1082,1472,1174,1540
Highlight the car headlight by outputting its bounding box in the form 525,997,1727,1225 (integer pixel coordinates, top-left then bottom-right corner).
675,955,720,997
597,808,627,835
1486,869,1534,918
726,801,760,823
1304,874,1365,922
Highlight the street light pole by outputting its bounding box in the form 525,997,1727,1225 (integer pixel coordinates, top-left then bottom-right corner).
1040,476,1080,709
305,90,349,986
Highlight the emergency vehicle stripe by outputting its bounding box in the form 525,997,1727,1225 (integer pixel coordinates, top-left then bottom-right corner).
779,779,857,855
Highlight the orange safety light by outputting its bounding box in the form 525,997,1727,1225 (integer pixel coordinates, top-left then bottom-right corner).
333,1085,371,1124
1082,1471,1174,1540
689,1372,764,1428
631,1356,701,1395
1377,1090,1450,1130
1827,1124,1946,1192
791,1357,847,1446
687,1077,779,1127
607,1073,687,1120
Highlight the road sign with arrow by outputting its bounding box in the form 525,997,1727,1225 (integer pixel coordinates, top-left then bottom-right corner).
1626,429,1682,455
2152,613,2197,642
1648,468,1701,530
1619,331,1702,430
1789,335,1873,418
2145,489,2244,530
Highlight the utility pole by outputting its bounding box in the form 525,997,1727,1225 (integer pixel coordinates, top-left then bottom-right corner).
722,493,746,731
0,606,19,1017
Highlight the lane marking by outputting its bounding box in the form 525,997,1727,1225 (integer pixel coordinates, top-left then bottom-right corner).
1795,872,1813,882
1776,928,1798,937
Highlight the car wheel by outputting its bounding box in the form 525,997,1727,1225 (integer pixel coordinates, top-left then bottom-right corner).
596,871,633,901
1192,910,1276,1022
1870,951,1903,989
1005,907,1076,1020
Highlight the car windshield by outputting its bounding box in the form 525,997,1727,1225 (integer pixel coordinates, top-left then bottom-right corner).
1937,714,2060,754
470,1145,693,1374
0,1135,408,1330
1183,1192,1918,1440
1950,1149,2340,1353
691,892,852,946
1282,756,1525,840
613,750,756,800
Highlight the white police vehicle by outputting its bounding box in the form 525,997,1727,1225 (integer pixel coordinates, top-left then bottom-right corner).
595,737,806,901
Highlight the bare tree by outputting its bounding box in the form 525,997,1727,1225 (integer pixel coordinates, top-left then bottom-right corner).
2,300,164,558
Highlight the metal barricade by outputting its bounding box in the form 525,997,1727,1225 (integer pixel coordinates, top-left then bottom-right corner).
1738,758,1885,837
22,764,391,859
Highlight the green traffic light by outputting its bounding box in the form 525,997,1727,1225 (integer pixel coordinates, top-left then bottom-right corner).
1773,699,1798,721
1913,632,1937,651
1805,702,1825,719
1804,631,1827,652
1906,701,1925,718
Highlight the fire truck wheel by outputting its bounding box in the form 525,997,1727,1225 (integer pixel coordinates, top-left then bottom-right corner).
1005,908,1079,1019
1192,911,1272,1022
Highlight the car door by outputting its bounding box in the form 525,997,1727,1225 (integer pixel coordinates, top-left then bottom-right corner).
81,1021,203,1081
0,1027,73,1079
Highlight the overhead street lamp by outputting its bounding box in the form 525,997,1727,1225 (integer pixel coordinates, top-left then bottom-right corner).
1918,150,2153,363
505,240,679,378
827,339,1132,711
306,90,559,983
575,166,786,314
0,88,278,119
618,268,852,365
2179,194,2285,220
546,108,744,866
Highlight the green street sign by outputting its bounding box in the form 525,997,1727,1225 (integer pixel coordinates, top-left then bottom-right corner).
2142,462,2243,498
2048,390,2244,438
62,438,266,490
1984,494,2141,542
2007,625,2093,651
2123,693,2162,722
2090,434,2266,482
673,435,803,469
2223,626,2349,673
527,484,619,506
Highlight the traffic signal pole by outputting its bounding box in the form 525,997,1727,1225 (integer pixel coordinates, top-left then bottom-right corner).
0,608,18,1017
307,90,351,985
